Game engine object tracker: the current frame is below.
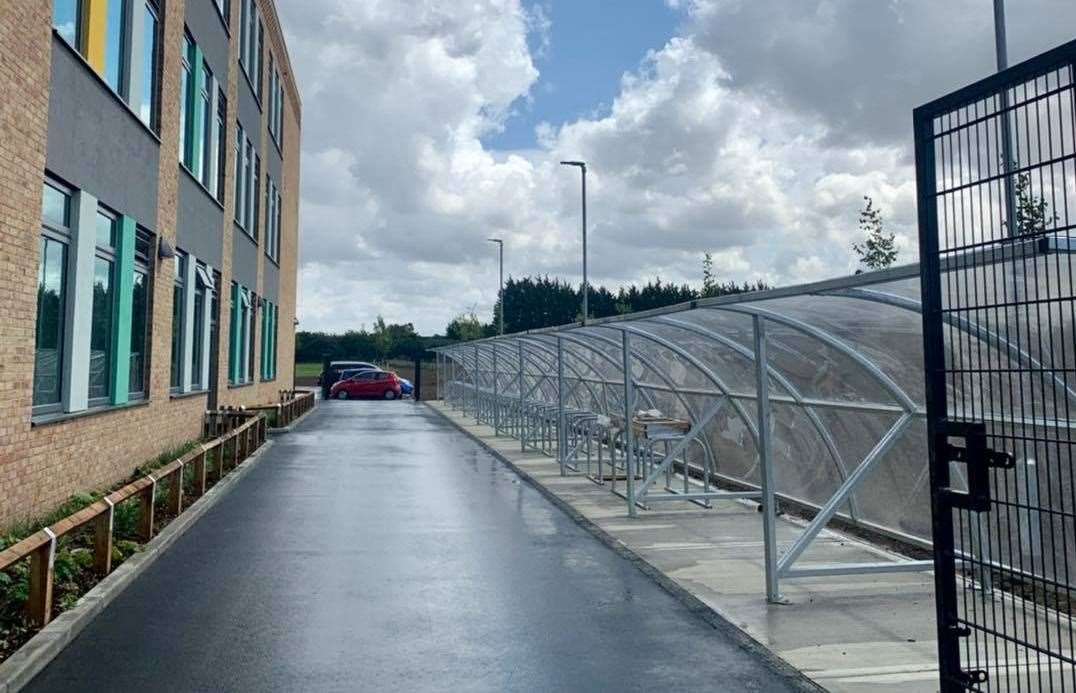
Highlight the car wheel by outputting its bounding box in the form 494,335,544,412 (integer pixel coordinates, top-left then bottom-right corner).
383,390,397,400
336,391,349,400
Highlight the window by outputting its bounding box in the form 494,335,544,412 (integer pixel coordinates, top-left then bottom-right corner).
247,293,257,381
129,230,152,399
191,278,204,390
89,212,118,404
268,56,277,141
36,180,150,415
34,183,72,412
268,58,285,148
191,263,215,391
52,0,159,131
239,0,248,66
199,60,213,185
213,0,230,23
229,284,259,385
234,124,245,226
179,34,194,166
216,89,228,201
139,2,161,130
260,300,277,381
171,253,186,391
265,177,281,262
256,18,265,98
104,0,128,95
252,153,261,240
53,0,82,49
233,126,261,239
272,304,278,379
244,140,253,228
275,188,282,260
240,0,262,99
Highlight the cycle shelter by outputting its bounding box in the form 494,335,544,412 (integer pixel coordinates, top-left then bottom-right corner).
916,39,1076,692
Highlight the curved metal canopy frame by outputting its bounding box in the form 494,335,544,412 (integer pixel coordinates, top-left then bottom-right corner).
547,329,723,472
646,314,861,520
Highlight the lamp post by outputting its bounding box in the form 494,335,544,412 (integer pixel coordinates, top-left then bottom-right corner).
560,160,588,325
487,238,504,335
993,0,1018,237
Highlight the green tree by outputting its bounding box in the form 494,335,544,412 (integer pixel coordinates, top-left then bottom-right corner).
1010,171,1058,236
702,252,717,297
852,196,898,271
445,312,489,342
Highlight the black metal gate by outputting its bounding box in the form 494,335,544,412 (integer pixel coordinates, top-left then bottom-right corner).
916,39,1076,691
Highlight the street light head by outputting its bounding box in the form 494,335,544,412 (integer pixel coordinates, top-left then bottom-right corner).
486,238,503,244
559,160,586,169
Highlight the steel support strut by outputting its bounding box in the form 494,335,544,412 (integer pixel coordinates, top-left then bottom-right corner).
622,331,637,517
754,315,781,603
557,337,567,476
518,341,526,452
492,346,500,434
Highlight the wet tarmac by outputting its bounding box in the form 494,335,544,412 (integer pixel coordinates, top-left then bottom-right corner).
27,402,801,692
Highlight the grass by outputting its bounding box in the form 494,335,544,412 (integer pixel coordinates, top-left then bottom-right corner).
295,362,321,379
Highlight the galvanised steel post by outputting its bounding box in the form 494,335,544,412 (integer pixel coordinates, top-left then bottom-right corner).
560,160,588,324
457,351,465,414
473,344,481,424
487,238,504,335
557,336,567,476
753,315,781,603
492,345,500,434
621,330,636,517
518,340,526,452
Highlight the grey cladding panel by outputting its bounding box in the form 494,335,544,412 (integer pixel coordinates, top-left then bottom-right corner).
266,140,282,184
262,257,279,302
237,70,262,152
232,225,259,290
185,0,231,79
176,171,224,269
47,37,159,228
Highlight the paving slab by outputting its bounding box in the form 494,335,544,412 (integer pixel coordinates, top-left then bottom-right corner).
429,400,943,693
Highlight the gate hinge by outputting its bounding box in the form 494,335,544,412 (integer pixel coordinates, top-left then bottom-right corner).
958,669,989,686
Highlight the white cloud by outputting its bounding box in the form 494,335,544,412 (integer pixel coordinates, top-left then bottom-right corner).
278,0,1076,334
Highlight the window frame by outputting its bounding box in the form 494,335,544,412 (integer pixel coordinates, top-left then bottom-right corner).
170,252,187,393
140,0,162,132
88,208,120,408
128,227,153,401
179,33,195,167
34,179,74,416
216,87,228,202
199,59,214,186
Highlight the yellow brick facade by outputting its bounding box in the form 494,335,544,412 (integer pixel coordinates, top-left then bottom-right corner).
0,0,301,528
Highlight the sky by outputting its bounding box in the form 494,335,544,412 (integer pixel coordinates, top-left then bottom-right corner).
275,0,1076,335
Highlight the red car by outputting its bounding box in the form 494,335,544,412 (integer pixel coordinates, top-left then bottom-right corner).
330,370,402,400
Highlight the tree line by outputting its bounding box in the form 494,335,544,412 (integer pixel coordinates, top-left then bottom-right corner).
445,257,769,339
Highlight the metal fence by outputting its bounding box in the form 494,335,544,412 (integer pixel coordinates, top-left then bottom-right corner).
916,38,1076,692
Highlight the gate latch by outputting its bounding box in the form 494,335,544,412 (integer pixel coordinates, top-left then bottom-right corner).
939,421,1014,512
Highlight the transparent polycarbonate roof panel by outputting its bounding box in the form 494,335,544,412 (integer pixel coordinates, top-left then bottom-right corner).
634,318,779,397
619,324,732,396
744,294,926,406
440,259,1076,552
